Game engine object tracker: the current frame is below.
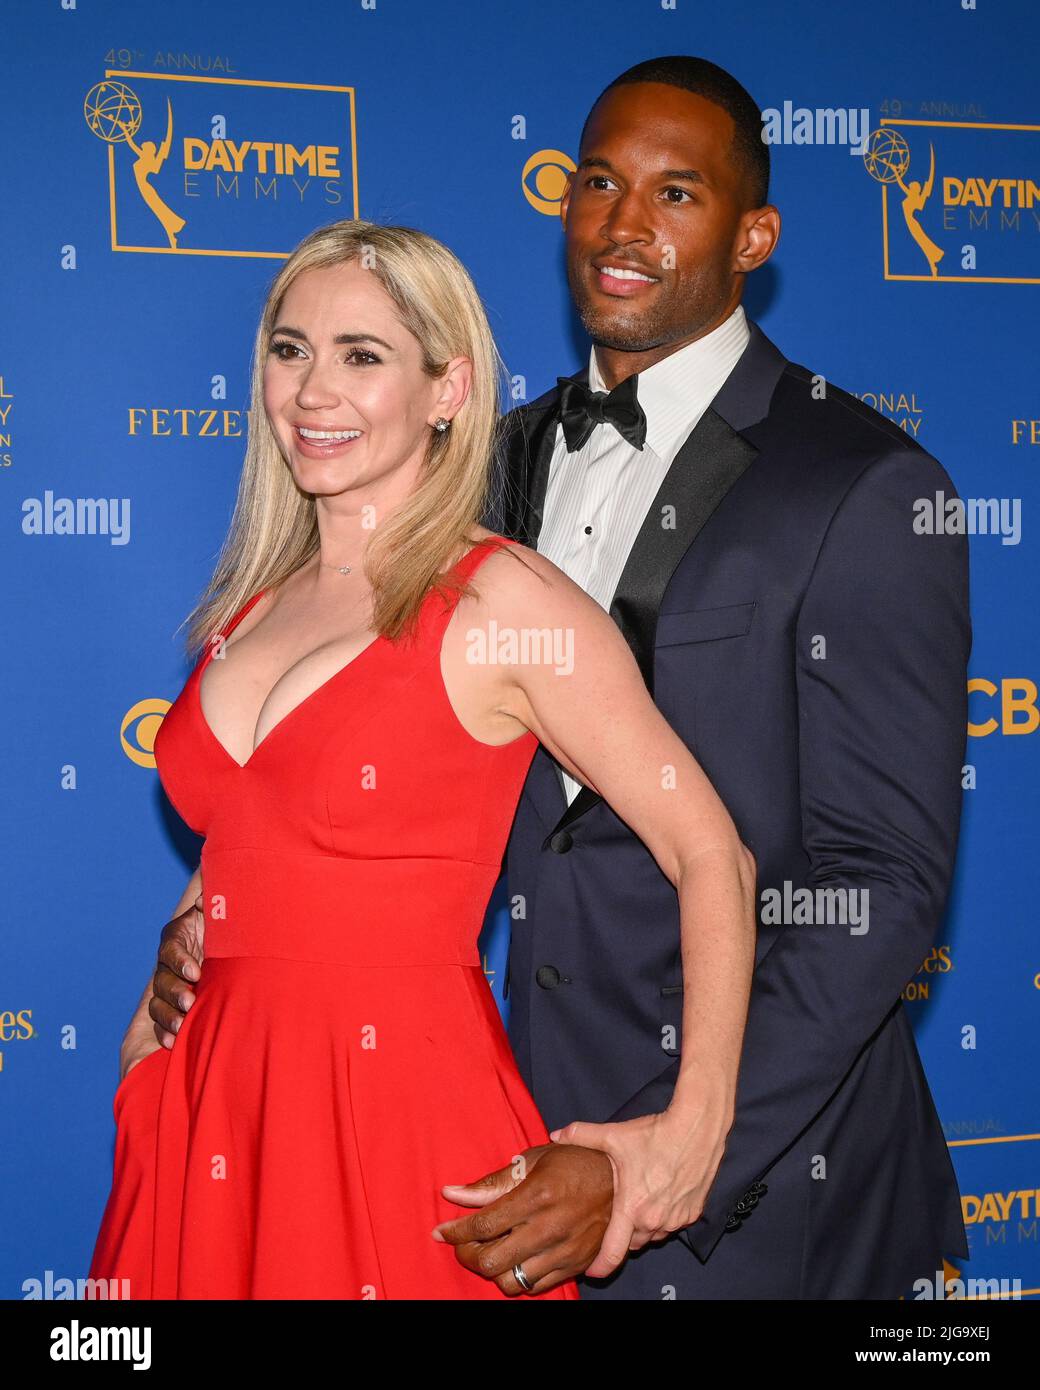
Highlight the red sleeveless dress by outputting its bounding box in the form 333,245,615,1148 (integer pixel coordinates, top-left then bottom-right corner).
89,537,580,1300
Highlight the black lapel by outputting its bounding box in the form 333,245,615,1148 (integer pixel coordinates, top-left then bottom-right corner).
497,368,589,547
535,321,788,842
493,390,575,830
520,404,559,547
546,409,758,837
496,322,788,842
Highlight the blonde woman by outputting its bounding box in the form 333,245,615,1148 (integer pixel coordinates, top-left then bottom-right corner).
88,220,756,1300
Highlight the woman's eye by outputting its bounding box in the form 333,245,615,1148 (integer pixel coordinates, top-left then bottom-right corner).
268,341,380,366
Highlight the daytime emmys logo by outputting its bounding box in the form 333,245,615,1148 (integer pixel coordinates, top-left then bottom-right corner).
82,72,356,256
84,83,187,250
863,119,1040,284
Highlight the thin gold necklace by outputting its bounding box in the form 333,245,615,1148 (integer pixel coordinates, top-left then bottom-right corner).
317,556,354,576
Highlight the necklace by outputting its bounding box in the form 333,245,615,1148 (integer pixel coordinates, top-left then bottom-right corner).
318,557,353,576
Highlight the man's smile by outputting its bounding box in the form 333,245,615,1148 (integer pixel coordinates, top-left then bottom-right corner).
592,257,662,297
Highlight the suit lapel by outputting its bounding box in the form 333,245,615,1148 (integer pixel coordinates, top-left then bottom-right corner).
505,320,788,842
516,381,582,547
548,408,759,837
497,394,577,830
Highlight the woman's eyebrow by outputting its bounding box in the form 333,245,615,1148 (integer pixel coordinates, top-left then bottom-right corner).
272,325,396,351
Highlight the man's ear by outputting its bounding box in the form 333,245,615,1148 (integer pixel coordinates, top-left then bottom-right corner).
733,204,781,274
559,172,573,228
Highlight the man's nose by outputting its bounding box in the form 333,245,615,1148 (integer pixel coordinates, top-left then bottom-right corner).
600,190,656,248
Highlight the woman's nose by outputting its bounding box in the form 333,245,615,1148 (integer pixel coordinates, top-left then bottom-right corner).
294,358,342,407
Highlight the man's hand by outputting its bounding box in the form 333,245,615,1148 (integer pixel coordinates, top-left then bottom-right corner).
149,893,205,1048
432,1143,613,1295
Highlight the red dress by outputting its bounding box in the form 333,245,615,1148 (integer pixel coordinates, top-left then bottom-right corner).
89,537,580,1300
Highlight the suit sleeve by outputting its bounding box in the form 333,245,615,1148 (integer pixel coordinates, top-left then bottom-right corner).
606,445,972,1263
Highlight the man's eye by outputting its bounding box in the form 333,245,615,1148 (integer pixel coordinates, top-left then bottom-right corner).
663,187,695,203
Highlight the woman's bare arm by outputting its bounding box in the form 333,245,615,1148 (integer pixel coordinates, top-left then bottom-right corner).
469,545,758,1269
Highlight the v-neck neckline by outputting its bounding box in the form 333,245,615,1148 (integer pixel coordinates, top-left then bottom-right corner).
194,589,384,771
191,538,503,773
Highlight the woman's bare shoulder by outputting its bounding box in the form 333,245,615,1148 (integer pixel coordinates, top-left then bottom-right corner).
467,533,609,629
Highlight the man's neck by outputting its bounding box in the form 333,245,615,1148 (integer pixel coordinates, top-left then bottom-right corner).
593,299,744,391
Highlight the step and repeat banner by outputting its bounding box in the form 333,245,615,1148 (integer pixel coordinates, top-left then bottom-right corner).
2,0,1036,1300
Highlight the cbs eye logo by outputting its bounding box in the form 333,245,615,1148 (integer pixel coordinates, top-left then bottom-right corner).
120,698,171,768
522,149,576,215
967,678,1039,736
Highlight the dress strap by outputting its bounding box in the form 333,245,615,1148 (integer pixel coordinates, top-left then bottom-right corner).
451,534,520,584
421,534,519,639
221,589,269,641
212,540,516,657
195,589,268,675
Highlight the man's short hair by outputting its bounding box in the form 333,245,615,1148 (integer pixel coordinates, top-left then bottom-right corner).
580,55,770,209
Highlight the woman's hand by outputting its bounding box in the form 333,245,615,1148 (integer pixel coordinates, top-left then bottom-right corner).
548,1089,734,1278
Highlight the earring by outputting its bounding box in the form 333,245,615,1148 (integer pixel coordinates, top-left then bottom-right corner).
433,417,450,433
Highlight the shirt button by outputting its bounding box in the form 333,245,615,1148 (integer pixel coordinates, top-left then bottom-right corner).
583,525,592,534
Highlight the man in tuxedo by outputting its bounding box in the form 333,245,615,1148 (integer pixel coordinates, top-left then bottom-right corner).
432,55,971,1298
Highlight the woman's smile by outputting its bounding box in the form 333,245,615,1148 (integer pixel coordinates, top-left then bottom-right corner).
292,423,365,459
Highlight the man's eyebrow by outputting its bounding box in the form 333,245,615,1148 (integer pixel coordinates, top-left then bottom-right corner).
575,156,705,185
271,325,396,351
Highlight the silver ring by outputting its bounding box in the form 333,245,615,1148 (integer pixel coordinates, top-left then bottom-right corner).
512,1262,533,1292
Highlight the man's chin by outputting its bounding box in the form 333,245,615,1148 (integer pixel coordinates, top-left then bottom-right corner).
574,303,664,354
575,284,669,343
585,323,667,354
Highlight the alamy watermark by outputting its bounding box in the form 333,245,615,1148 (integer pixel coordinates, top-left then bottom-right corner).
465,621,574,676
761,101,871,156
24,1269,130,1300
912,1268,1020,1300
50,1318,151,1369
21,490,130,545
914,492,1021,545
761,881,869,934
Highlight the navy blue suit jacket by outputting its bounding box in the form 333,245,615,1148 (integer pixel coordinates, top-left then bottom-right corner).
491,321,971,1299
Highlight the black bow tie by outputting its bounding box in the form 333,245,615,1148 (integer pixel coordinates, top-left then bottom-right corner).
557,371,647,453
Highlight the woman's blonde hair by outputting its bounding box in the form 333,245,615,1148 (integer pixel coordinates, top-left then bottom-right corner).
182,219,515,659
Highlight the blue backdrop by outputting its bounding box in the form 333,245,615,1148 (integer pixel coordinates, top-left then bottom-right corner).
3,0,1037,1300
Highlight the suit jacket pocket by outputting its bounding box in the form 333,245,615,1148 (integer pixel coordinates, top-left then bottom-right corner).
655,601,756,648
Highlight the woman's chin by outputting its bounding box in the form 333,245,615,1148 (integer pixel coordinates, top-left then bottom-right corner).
290,460,362,497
